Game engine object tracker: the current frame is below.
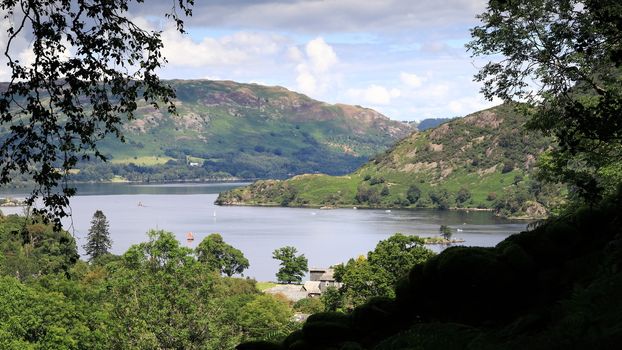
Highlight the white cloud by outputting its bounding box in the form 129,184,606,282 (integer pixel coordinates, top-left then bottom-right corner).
305,37,338,72
448,96,501,115
418,83,450,99
296,70,317,94
161,27,286,67
287,46,304,61
293,37,340,96
347,84,401,105
400,72,425,88
0,3,500,123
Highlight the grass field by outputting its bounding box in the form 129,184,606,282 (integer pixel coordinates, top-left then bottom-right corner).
255,282,278,291
110,175,129,183
110,156,174,166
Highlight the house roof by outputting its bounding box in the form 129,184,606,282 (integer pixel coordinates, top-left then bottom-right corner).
302,281,321,294
309,267,336,281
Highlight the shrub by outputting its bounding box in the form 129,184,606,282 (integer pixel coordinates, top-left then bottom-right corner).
294,297,324,314
406,185,421,204
501,162,514,173
429,189,452,210
380,185,390,196
455,188,471,207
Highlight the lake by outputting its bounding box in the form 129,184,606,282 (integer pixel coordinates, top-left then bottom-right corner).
1,182,528,281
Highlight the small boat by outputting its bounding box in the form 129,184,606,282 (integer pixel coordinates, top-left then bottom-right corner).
385,210,391,213
457,228,463,232
353,207,357,210
185,232,195,241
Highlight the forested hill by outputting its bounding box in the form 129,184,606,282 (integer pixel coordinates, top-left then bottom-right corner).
72,80,412,181
216,104,564,218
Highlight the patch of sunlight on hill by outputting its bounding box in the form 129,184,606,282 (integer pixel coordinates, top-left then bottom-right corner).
110,156,174,166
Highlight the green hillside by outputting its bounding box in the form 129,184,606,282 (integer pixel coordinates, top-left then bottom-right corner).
216,104,564,218
70,80,412,181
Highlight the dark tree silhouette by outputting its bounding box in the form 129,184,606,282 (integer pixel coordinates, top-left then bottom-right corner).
83,210,112,262
0,0,193,228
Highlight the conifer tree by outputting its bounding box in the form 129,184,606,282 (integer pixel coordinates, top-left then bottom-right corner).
84,210,112,262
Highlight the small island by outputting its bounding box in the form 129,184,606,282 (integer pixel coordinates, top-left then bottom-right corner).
422,236,466,245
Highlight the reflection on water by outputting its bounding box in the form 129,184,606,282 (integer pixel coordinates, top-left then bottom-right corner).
1,183,528,281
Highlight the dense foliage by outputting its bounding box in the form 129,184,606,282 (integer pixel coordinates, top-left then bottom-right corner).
332,234,435,310
0,217,300,348
0,213,78,278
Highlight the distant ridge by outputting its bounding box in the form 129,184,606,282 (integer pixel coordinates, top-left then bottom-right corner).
417,117,455,131
37,79,413,182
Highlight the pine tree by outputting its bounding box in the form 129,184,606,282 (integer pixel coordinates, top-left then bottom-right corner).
84,210,112,262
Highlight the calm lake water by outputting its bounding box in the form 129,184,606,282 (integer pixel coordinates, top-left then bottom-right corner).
1,183,528,281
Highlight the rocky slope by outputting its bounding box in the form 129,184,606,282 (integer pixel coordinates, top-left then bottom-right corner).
216,104,564,218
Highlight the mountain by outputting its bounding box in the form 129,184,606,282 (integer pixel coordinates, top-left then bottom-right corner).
216,104,564,218
71,80,412,181
416,117,455,131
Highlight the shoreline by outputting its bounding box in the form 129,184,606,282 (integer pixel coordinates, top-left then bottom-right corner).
214,201,541,220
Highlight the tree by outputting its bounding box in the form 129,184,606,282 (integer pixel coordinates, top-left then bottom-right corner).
380,184,390,196
455,187,472,207
367,233,435,284
83,210,112,262
293,297,324,314
272,246,308,284
196,233,249,277
333,256,382,309
406,185,421,205
467,0,622,202
429,188,452,209
320,286,344,312
237,294,295,341
440,225,452,241
0,215,79,278
108,230,260,348
0,0,193,227
334,233,435,309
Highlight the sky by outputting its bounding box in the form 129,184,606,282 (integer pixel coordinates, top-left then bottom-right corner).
1,0,501,122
